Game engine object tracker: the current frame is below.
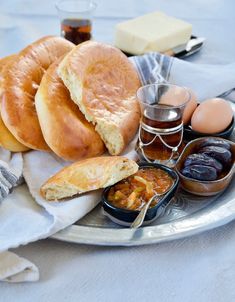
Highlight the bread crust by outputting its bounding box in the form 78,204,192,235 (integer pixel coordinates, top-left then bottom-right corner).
35,57,105,161
1,36,74,151
40,156,139,201
0,55,30,152
58,41,141,155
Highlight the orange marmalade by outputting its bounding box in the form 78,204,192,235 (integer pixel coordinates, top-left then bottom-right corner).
107,168,174,211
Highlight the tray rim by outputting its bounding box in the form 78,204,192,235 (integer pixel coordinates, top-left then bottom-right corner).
51,188,235,246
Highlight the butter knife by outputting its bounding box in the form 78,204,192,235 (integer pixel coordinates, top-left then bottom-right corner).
165,36,205,58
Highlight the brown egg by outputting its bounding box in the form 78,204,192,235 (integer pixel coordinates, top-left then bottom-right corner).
191,98,233,134
159,86,197,124
182,89,197,124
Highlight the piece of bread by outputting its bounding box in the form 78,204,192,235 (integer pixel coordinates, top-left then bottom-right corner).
58,41,141,156
0,55,30,152
0,36,74,151
40,156,138,201
0,116,30,152
35,57,105,161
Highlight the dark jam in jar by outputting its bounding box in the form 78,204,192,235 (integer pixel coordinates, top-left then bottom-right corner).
61,18,92,44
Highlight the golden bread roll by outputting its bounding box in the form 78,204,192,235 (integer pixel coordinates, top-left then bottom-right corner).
0,55,30,152
35,57,105,161
58,41,141,155
1,36,74,151
0,117,30,152
41,156,138,201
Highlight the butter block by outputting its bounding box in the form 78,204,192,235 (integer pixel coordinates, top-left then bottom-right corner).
114,11,192,55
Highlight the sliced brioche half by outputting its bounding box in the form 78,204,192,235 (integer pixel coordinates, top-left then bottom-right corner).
40,156,138,201
35,57,105,161
58,41,141,155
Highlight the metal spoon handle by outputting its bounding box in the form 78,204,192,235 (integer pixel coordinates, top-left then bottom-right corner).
130,195,157,229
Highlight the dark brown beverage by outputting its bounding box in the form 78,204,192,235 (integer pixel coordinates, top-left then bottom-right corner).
139,105,184,161
61,18,92,44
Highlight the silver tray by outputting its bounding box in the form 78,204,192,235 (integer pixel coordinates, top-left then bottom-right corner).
51,105,235,246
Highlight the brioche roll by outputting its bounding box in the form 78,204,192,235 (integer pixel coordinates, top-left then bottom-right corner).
41,156,138,201
35,57,105,161
1,36,74,151
0,55,29,152
58,41,141,155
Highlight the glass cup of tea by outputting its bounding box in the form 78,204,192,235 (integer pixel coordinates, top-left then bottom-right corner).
136,83,191,167
56,0,96,45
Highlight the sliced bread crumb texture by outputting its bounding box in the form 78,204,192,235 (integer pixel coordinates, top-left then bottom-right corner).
41,156,139,201
58,41,141,155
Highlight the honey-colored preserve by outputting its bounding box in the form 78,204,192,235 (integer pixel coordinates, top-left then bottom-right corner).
107,168,174,211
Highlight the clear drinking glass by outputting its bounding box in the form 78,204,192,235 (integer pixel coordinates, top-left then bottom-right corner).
136,83,191,167
56,0,96,44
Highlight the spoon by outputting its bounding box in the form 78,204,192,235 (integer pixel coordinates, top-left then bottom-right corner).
130,182,175,229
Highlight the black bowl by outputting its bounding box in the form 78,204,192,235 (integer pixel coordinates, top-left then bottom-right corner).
102,162,179,227
184,116,234,141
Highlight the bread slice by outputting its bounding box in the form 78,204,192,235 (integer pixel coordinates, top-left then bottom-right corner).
35,57,105,161
40,156,138,201
58,41,141,155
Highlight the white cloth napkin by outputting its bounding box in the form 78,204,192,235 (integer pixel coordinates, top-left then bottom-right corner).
130,52,235,101
0,140,137,282
1,53,235,283
0,251,38,282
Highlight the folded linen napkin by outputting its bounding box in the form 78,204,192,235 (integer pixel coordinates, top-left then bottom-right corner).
0,251,38,282
130,52,235,101
0,148,23,201
1,52,235,283
0,140,138,282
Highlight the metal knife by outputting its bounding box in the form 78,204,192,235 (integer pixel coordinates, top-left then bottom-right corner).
164,36,205,58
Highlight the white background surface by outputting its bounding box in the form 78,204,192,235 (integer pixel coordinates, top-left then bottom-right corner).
1,0,235,301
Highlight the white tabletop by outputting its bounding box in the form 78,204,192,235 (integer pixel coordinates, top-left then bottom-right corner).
1,0,235,301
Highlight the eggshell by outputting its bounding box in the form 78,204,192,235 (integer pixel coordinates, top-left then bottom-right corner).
191,98,233,134
182,89,197,124
159,86,197,124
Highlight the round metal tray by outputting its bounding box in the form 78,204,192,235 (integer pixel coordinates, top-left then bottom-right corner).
51,182,235,246
51,105,235,246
